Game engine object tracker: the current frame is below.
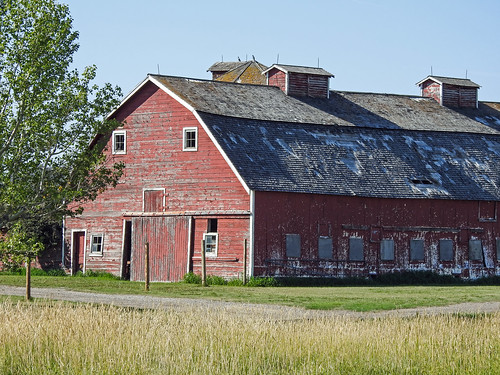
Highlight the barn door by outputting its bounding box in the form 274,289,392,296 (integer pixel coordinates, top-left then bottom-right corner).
144,189,164,212
72,231,85,274
130,216,190,282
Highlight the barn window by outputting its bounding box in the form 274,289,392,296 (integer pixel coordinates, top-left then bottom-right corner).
469,239,483,261
286,234,301,258
496,238,500,262
112,130,126,154
380,239,394,261
204,219,218,256
183,127,198,151
410,239,425,261
439,239,453,261
90,234,104,255
349,237,364,261
318,236,333,259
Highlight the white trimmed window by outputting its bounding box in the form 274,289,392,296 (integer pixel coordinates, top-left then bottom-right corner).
183,127,198,151
204,219,218,256
203,233,218,256
112,130,126,154
90,234,104,255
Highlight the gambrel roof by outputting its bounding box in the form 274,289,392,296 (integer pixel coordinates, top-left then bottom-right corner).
119,74,500,201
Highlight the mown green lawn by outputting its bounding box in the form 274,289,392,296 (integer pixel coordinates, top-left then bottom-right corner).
1,274,499,311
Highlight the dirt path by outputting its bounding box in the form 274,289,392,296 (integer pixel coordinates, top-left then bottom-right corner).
1,285,499,320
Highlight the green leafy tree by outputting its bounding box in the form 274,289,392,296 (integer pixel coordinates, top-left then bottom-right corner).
0,0,124,236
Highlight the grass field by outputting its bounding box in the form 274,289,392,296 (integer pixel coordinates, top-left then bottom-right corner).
1,274,500,311
0,299,498,374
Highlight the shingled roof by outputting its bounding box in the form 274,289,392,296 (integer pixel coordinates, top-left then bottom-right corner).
416,75,481,88
132,74,500,201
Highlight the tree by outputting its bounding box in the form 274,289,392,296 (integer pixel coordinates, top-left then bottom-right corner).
0,0,124,233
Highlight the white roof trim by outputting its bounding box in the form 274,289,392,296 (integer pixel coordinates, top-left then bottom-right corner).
107,76,152,119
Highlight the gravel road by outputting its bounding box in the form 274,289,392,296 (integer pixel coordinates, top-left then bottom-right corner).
1,285,499,320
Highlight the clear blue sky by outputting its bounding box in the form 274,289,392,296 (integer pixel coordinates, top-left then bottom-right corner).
63,0,500,101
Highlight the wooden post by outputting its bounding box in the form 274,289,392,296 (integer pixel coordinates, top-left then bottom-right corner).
25,257,31,301
243,239,248,285
201,239,207,287
144,242,150,292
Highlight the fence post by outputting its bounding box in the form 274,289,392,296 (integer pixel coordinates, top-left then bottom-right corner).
144,242,150,292
243,239,247,285
201,239,207,287
25,257,31,301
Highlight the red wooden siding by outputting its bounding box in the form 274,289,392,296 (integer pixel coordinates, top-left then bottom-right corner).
253,191,500,279
422,81,441,104
288,73,329,98
64,82,250,276
191,216,250,279
267,69,287,92
130,216,190,282
442,84,477,108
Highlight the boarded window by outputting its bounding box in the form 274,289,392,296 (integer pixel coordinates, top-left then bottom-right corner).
349,237,364,261
439,239,453,261
410,239,425,261
286,234,301,258
380,239,394,261
479,201,496,221
144,189,164,212
497,238,500,262
469,239,483,261
318,236,333,259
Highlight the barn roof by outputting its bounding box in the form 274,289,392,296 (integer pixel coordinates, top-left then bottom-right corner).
262,64,334,77
214,60,268,85
129,74,500,201
199,112,500,201
150,75,500,134
416,75,481,88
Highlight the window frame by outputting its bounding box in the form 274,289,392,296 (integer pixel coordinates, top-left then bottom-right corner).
203,232,218,257
286,233,301,258
182,127,198,151
380,239,395,261
90,234,104,256
349,237,364,261
112,130,127,155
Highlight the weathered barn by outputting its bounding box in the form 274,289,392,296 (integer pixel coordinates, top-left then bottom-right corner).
63,63,500,280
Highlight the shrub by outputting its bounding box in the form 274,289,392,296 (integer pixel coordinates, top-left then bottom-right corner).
246,276,278,287
183,272,202,284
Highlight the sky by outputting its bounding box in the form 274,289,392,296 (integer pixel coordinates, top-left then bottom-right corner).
62,0,500,101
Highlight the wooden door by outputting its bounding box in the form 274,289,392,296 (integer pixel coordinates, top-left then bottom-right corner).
144,190,164,212
72,231,85,274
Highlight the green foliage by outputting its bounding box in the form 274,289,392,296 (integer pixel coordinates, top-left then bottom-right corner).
0,0,123,231
183,272,201,284
246,276,278,287
72,270,119,279
0,223,43,271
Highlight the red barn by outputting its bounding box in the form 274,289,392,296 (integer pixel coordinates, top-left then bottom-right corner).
63,64,500,280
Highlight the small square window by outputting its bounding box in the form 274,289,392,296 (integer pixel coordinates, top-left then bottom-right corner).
183,127,198,151
203,233,218,256
112,130,126,154
90,234,104,255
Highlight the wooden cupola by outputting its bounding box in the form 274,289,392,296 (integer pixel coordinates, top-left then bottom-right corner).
416,75,480,108
262,64,334,98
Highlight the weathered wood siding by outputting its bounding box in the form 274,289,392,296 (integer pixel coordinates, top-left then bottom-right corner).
442,84,477,108
288,73,329,98
131,216,190,282
267,68,287,92
422,81,441,104
253,191,500,279
64,82,250,277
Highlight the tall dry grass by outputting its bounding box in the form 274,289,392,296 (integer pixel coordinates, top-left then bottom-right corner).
0,300,498,374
